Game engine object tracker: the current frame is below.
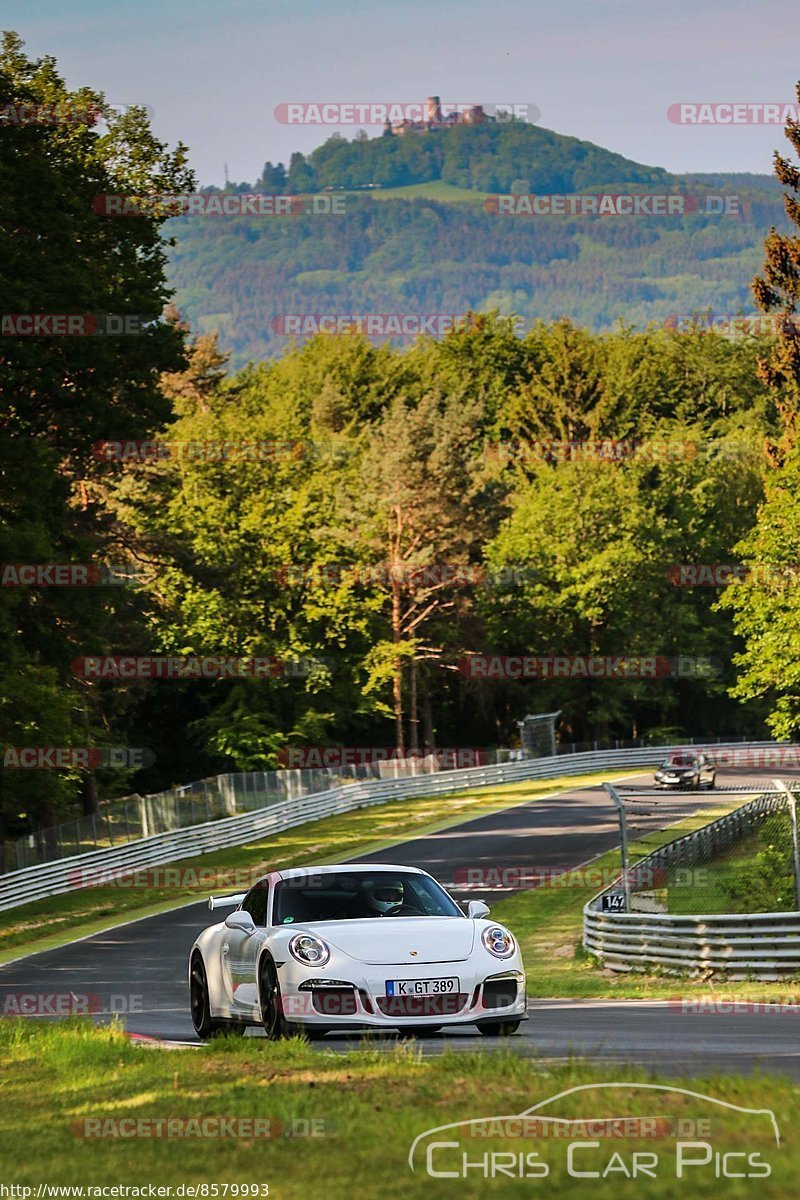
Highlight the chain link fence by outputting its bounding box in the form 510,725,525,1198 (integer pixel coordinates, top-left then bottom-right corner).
0,732,762,875
605,780,800,915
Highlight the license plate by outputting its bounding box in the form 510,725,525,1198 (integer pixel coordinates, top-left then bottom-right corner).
385,977,459,996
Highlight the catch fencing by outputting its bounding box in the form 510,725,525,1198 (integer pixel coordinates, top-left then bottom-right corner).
0,739,780,914
584,780,800,975
2,734,767,873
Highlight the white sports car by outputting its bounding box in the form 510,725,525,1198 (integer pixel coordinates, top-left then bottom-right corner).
189,863,526,1040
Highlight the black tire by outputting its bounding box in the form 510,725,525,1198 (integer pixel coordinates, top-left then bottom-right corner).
478,1020,522,1037
707,776,716,790
259,954,295,1040
190,953,227,1040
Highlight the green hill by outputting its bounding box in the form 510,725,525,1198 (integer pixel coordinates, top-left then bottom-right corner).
295,120,671,194
166,122,789,366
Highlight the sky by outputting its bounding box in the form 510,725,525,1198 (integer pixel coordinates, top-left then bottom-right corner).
10,0,800,186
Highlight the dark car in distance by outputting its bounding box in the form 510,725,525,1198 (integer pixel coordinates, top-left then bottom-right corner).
653,752,716,790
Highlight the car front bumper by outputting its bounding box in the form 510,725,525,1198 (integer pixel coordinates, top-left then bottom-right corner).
276,961,527,1029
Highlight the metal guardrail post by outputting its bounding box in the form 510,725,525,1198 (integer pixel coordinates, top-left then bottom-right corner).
772,778,800,911
604,782,630,912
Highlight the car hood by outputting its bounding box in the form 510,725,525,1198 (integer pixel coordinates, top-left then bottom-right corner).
295,917,477,965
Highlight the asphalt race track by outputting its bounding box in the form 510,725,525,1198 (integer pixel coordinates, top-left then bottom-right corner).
3,766,800,1078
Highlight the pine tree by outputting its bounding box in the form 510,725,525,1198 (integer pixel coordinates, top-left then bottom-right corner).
752,80,800,445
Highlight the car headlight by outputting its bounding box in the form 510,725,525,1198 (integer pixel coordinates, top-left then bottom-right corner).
288,933,331,966
481,926,516,959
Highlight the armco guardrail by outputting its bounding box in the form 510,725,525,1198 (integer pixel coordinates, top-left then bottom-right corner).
5,733,762,873
584,785,800,976
0,741,779,914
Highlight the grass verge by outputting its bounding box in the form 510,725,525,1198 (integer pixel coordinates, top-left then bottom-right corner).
0,769,639,964
0,1021,792,1197
348,180,487,202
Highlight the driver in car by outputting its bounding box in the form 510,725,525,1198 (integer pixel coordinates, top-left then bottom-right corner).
365,881,405,916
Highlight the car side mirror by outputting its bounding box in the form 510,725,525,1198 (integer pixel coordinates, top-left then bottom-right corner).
225,910,256,934
467,900,490,919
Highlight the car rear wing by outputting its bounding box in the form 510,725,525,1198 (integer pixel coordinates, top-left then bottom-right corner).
208,893,247,910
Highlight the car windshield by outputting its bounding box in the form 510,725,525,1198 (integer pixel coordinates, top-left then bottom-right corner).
273,871,462,924
661,755,697,769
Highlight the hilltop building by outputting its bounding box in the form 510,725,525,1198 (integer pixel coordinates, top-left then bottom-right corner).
386,96,495,136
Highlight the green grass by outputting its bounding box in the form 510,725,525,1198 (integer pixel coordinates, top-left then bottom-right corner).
0,770,639,964
0,1021,793,1197
491,796,800,1001
667,814,796,915
345,180,487,202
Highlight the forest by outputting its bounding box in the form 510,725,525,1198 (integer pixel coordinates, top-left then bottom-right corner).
3,32,800,849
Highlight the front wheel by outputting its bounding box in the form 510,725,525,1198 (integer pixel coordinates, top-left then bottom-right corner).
259,954,294,1040
478,1020,522,1037
707,776,716,790
190,953,226,1040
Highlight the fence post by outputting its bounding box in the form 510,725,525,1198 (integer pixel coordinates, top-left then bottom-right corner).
772,778,800,910
604,783,630,912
